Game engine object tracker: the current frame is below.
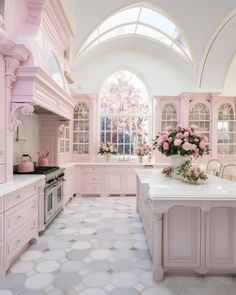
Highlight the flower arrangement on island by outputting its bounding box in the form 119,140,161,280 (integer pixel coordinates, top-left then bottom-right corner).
152,125,209,159
98,142,117,155
153,125,209,184
162,160,208,185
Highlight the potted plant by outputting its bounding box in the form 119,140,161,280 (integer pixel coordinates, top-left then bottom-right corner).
98,142,117,161
135,143,152,163
152,125,209,167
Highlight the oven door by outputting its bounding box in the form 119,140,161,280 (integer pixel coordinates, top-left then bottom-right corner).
44,184,57,224
55,180,64,212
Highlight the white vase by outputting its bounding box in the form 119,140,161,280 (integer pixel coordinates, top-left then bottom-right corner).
171,154,190,168
105,153,110,162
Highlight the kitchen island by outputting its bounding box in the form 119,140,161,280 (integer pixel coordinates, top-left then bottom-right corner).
136,169,236,282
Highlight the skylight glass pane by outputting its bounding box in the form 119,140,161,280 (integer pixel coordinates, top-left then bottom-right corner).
100,24,136,42
174,34,192,60
136,25,172,46
172,44,185,57
99,7,140,34
139,7,176,37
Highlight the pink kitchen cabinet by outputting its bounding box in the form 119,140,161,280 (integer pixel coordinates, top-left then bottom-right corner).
0,55,6,184
63,165,77,206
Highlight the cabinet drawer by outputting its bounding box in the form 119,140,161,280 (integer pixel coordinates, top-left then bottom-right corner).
80,166,105,173
5,184,37,210
5,196,37,236
81,173,105,183
81,183,105,194
0,214,3,241
6,217,37,263
107,166,138,173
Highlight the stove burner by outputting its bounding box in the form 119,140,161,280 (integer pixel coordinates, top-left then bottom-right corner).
14,166,60,174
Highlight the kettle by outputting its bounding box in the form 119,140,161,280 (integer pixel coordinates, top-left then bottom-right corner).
18,154,34,172
37,152,49,166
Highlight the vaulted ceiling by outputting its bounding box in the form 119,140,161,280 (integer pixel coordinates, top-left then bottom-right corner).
65,0,236,91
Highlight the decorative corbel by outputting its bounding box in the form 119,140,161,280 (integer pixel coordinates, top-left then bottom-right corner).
9,103,34,131
5,56,19,88
26,0,46,25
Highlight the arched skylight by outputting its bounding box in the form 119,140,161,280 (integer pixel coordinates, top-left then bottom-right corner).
78,5,192,62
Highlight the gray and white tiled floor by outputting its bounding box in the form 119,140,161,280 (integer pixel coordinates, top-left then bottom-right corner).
0,196,236,294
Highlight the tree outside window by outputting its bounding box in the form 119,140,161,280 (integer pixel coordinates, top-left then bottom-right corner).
100,70,150,156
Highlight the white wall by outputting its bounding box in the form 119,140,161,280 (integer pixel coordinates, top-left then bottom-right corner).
223,53,236,96
74,49,196,97
13,113,39,165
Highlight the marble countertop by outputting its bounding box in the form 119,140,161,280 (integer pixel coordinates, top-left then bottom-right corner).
59,161,154,168
135,169,236,201
0,174,45,197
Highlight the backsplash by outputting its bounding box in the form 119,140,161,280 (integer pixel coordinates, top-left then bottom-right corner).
13,113,39,165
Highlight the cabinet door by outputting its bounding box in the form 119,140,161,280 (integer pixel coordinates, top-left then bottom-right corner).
206,208,236,269
0,55,5,182
123,173,136,195
106,174,123,195
163,206,201,268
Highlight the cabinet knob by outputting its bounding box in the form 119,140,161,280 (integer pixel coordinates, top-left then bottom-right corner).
16,215,21,220
16,239,20,244
17,195,21,199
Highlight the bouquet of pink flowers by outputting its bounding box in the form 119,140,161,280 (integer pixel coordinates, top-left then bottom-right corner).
152,125,209,158
98,142,117,155
135,143,152,157
183,166,208,184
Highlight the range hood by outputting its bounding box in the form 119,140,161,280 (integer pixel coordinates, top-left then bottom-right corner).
11,66,75,120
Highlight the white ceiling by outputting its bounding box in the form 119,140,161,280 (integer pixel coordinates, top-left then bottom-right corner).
66,0,236,90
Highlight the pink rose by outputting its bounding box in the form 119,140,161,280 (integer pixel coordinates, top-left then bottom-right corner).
200,141,206,149
183,132,189,138
162,135,168,141
163,142,169,150
176,132,184,139
194,170,200,177
174,139,182,146
182,142,192,151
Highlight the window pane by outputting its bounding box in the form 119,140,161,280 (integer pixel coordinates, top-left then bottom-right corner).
100,24,136,42
139,7,177,37
99,7,140,33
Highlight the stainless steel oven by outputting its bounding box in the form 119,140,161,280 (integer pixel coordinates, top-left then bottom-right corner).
44,170,65,226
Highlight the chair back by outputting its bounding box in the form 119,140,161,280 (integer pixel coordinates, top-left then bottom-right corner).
221,164,236,181
206,159,222,176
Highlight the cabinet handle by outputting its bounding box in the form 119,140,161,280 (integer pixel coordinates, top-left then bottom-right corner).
16,239,20,244
16,215,21,220
16,195,21,199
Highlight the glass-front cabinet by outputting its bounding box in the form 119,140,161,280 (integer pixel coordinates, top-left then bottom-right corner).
72,95,95,161
73,102,89,155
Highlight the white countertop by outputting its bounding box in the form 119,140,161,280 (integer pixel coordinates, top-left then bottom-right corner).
59,161,154,168
135,169,236,201
0,175,45,197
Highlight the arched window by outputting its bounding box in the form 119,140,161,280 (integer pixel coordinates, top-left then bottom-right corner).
100,70,150,156
217,103,236,155
73,102,89,154
161,103,177,131
48,52,65,88
189,103,210,141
